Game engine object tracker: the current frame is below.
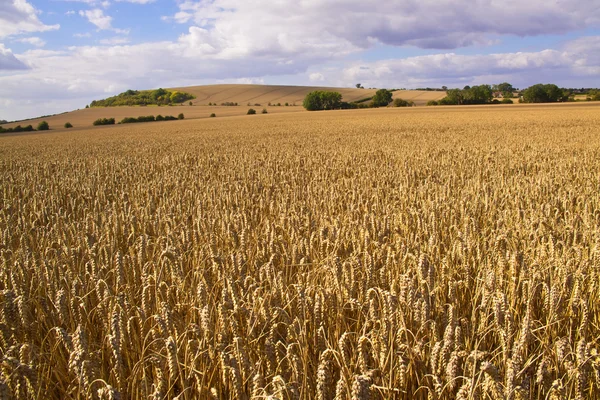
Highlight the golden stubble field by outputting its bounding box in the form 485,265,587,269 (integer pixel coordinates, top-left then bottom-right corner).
1,103,600,399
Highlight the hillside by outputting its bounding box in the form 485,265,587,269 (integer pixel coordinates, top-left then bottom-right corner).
170,84,447,106
1,84,448,132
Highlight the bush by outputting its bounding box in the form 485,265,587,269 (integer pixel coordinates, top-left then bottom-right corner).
247,109,256,115
392,98,414,107
0,125,35,133
491,99,501,104
210,113,216,118
189,101,193,106
254,103,261,107
178,113,184,120
156,115,165,121
93,118,116,126
37,121,50,131
426,100,439,106
501,98,513,104
277,103,281,106
262,108,268,114
64,122,73,128
285,102,289,106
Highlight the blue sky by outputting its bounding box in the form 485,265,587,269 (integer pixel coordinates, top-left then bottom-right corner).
1,0,600,120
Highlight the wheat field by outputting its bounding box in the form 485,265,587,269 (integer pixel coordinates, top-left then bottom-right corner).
1,104,600,399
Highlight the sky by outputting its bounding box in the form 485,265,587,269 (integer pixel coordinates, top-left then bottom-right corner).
1,0,599,121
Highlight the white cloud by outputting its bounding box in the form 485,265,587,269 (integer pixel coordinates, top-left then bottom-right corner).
167,0,600,51
116,0,154,3
99,37,129,45
0,0,60,38
59,0,110,8
66,10,75,15
74,32,92,38
334,45,596,89
79,9,112,30
309,72,324,82
0,44,29,70
17,36,46,47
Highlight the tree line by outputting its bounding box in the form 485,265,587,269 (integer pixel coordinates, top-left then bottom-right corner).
90,89,195,107
0,121,49,134
301,82,596,111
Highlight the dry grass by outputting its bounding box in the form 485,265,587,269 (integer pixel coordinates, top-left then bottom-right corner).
1,103,600,399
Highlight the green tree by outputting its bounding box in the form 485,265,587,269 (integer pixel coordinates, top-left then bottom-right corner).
521,84,564,103
247,108,256,115
64,122,73,128
588,90,600,101
304,95,320,110
497,82,514,98
177,113,185,120
37,121,49,131
371,89,393,107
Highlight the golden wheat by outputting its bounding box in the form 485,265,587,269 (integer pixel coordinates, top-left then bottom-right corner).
0,104,599,399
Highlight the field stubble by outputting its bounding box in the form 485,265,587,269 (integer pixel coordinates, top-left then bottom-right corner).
1,104,600,399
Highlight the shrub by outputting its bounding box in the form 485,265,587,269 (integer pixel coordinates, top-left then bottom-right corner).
426,100,439,106
501,98,513,104
0,125,35,133
262,108,268,114
93,118,116,126
392,98,414,107
64,122,73,128
178,113,184,120
277,103,281,106
247,109,256,115
491,99,501,104
254,103,261,107
210,113,216,118
189,101,193,106
156,115,165,121
285,102,289,106
37,121,50,131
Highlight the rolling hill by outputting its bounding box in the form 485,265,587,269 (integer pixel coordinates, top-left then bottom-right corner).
1,84,448,132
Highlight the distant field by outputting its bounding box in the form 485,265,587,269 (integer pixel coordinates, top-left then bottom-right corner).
1,84,449,131
2,102,600,399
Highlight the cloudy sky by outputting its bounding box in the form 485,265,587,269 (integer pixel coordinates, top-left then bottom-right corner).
1,0,599,121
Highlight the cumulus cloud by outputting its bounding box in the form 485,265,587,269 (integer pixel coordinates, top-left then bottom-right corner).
335,41,600,89
309,73,324,82
0,44,29,70
0,0,60,38
116,0,155,3
79,9,112,30
99,37,129,45
17,36,46,47
168,0,600,51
